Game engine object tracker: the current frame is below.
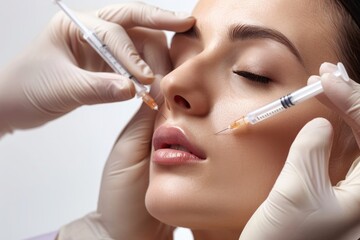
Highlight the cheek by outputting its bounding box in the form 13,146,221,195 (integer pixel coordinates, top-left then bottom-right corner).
210,97,335,197
207,115,302,212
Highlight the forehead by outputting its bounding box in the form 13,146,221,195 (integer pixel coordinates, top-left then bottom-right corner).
192,0,338,73
193,0,320,28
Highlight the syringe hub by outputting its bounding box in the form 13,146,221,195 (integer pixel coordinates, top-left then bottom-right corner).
138,91,159,110
229,117,249,130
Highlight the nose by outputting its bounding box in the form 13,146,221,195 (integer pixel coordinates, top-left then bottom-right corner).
161,56,212,117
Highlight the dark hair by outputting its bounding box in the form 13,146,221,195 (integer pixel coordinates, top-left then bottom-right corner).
325,1,360,165
330,0,360,83
338,1,360,28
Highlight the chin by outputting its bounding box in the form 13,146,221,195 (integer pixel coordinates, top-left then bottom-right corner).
145,174,206,228
144,174,252,231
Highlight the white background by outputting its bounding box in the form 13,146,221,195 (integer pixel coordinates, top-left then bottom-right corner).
0,0,196,239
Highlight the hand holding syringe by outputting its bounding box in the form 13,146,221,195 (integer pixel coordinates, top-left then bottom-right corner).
54,0,159,111
216,62,349,134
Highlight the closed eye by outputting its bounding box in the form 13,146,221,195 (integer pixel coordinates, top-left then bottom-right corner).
233,70,271,84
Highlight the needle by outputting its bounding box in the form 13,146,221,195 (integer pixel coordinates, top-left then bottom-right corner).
215,116,248,135
215,128,230,135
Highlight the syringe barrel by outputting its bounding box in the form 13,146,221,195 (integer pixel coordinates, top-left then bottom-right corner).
84,32,149,96
246,100,286,124
290,81,323,104
246,81,323,125
84,32,130,77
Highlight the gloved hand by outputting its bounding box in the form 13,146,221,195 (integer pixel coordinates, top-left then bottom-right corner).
240,62,360,240
56,3,194,239
57,77,172,240
0,2,194,137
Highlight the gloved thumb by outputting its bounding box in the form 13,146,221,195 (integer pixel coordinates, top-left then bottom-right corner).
274,118,335,210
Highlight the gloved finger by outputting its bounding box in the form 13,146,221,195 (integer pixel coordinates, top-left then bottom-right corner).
98,77,163,238
21,63,135,117
272,118,335,210
127,27,171,107
64,69,136,107
127,28,172,77
92,21,155,85
99,118,155,237
98,158,155,238
96,2,195,32
311,62,360,146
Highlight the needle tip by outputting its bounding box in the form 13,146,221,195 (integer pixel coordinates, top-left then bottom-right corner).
215,128,229,135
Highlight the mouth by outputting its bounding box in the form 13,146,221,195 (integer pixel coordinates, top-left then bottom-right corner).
152,126,206,165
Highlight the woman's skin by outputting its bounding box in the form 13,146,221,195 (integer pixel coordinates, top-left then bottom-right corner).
145,0,359,239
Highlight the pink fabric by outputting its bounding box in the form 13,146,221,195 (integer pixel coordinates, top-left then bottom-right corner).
25,232,58,240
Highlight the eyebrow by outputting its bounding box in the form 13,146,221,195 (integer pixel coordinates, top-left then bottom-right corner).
181,24,304,65
228,24,304,65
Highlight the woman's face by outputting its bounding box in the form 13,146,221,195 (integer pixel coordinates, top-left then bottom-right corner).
146,0,349,232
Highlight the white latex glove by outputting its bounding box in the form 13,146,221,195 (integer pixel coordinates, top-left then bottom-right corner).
57,77,173,240
57,4,195,239
0,2,194,137
240,63,360,240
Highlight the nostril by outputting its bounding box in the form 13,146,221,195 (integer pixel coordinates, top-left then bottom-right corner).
174,95,191,109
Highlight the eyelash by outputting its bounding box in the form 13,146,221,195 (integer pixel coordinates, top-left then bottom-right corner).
233,70,271,84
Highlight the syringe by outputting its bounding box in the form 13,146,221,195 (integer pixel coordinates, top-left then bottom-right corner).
215,62,349,135
53,0,159,111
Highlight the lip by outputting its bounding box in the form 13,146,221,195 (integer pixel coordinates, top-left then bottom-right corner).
152,126,206,165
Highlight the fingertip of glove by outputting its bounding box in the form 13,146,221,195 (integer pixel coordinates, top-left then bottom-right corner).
320,62,351,85
174,11,193,19
111,78,136,100
174,14,196,32
290,118,334,161
320,62,338,74
166,11,195,32
307,75,321,85
307,118,332,129
301,118,333,140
